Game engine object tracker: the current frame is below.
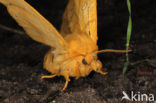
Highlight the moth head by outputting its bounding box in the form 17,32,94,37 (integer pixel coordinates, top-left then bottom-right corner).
63,50,100,77
81,52,101,72
79,49,131,72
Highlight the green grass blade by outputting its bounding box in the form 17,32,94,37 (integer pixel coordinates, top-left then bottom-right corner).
123,0,132,76
127,0,131,14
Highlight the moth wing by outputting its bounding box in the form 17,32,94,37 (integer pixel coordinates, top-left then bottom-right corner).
0,0,67,48
61,0,97,43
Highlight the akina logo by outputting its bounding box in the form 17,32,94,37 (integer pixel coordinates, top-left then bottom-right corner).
121,91,155,102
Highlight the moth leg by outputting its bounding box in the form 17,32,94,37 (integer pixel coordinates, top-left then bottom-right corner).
41,74,57,79
75,62,80,80
97,70,108,75
62,72,70,91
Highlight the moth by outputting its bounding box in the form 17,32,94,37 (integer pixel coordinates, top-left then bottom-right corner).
0,0,130,91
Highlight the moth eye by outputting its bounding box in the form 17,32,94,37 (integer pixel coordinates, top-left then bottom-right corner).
82,59,88,65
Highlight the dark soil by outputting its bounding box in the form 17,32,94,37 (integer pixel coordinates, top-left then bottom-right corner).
0,0,156,103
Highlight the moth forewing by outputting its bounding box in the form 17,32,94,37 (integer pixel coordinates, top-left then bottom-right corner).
61,0,97,43
0,0,67,48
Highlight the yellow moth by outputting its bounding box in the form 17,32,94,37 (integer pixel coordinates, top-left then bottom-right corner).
0,0,130,91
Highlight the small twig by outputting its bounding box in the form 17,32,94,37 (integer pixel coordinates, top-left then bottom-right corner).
0,24,25,35
130,59,148,66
